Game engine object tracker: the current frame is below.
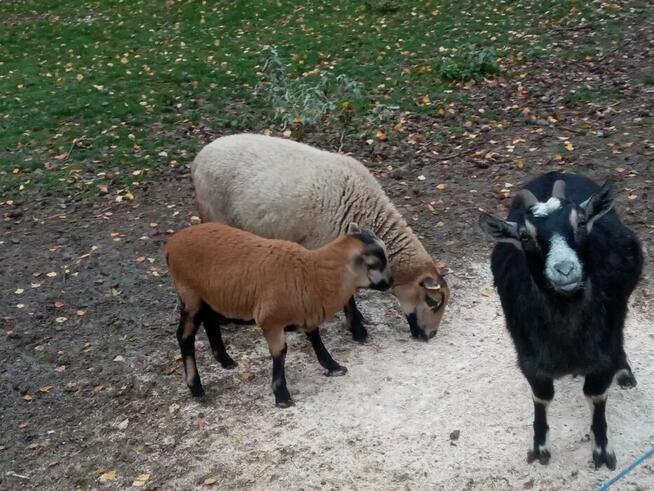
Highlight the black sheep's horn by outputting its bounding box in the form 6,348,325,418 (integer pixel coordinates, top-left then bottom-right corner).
514,189,538,209
552,179,566,199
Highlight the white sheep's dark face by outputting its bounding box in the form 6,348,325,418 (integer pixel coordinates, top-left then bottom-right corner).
480,181,616,296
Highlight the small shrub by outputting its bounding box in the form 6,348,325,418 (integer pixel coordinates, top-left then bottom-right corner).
437,45,501,82
256,47,364,127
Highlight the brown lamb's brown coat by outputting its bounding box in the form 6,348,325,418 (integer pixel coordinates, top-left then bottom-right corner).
166,222,368,338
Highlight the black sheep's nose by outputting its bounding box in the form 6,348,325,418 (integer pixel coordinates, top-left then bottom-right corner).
554,261,574,277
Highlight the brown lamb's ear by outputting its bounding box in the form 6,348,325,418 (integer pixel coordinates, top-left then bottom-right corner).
347,222,361,235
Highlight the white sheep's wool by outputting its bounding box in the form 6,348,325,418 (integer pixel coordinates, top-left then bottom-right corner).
531,198,561,217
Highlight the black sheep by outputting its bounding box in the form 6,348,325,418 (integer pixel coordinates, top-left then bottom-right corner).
479,171,643,470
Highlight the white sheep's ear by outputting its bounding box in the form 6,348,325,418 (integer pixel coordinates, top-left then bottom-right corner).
420,277,441,291
580,181,615,232
479,213,520,246
347,222,361,234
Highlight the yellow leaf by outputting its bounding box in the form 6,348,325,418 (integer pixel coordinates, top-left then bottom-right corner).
553,154,563,161
98,470,117,482
514,158,524,170
565,143,574,151
133,474,150,487
436,183,447,190
76,74,84,81
39,386,52,393
375,129,387,141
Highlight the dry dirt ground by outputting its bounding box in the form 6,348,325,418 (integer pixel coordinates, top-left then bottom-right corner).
2,8,654,491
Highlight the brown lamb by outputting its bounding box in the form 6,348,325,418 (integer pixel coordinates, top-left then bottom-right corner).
165,221,391,407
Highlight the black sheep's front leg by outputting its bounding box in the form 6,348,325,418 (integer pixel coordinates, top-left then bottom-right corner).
584,372,617,470
263,328,293,408
526,377,554,465
343,296,368,342
306,327,347,376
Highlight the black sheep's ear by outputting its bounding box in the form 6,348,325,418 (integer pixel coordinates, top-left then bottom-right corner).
347,222,361,235
580,181,615,232
479,213,520,245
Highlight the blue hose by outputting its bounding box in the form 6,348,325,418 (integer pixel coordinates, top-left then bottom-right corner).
597,447,654,490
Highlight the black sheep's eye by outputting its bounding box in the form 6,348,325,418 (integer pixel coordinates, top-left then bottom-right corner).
519,231,531,242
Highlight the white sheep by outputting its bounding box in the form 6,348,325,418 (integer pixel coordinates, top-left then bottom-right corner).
165,221,391,407
191,133,449,342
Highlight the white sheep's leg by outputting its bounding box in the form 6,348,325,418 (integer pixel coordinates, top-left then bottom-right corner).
584,372,617,470
526,376,554,465
263,327,293,408
306,327,348,377
343,296,368,343
176,302,204,397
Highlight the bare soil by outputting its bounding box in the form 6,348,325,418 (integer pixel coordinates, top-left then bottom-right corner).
1,8,653,491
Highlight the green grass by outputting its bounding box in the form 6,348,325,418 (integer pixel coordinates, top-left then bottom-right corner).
0,0,627,198
565,86,619,105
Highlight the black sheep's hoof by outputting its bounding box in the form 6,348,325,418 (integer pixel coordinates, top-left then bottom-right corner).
325,365,348,377
189,381,205,398
617,370,637,389
219,357,237,370
275,398,295,409
593,448,617,470
527,448,551,465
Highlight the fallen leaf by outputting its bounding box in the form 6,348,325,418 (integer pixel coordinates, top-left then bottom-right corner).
203,478,217,486
54,365,66,372
46,272,58,278
417,175,426,181
375,129,387,141
133,474,150,487
39,386,52,393
436,183,447,190
55,317,67,323
23,394,34,401
565,142,574,151
76,73,84,81
553,154,563,161
282,129,292,138
76,310,86,316
31,283,41,288
54,301,65,308
98,470,117,482
15,288,24,294
117,418,129,430
514,158,524,170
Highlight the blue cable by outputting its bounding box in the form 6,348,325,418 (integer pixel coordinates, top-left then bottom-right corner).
597,447,654,490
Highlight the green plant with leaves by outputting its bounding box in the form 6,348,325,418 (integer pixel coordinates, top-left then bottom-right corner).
437,45,501,81
256,47,364,127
